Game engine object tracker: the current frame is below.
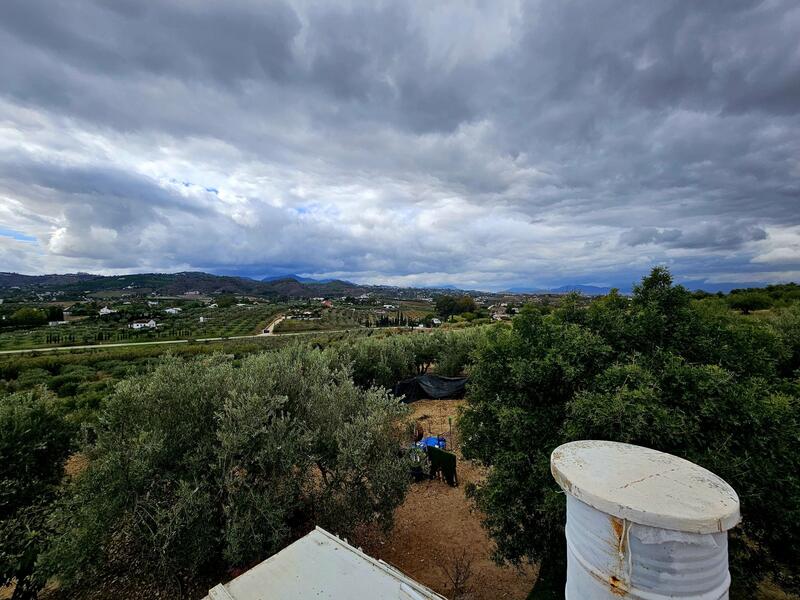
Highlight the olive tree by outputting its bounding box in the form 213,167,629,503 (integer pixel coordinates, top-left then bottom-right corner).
43,347,410,591
1,389,73,600
460,268,800,597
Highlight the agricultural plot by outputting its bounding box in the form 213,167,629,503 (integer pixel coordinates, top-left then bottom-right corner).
273,308,363,333
398,300,435,321
0,304,283,350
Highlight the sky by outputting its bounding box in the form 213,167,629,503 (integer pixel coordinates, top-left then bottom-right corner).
0,0,799,291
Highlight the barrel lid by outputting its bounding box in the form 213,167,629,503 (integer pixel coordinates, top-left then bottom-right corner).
551,440,741,533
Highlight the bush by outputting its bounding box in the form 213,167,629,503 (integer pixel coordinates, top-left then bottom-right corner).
1,388,74,599
339,328,489,388
42,347,410,590
459,268,800,595
729,291,772,314
344,334,418,388
435,295,477,319
435,327,488,377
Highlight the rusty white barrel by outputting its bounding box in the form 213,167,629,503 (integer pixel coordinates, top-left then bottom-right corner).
551,441,741,599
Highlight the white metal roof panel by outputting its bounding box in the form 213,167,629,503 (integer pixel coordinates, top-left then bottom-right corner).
203,527,446,600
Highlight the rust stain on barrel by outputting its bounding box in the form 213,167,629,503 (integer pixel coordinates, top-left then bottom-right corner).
608,516,628,595
611,516,624,543
611,516,627,554
609,575,628,596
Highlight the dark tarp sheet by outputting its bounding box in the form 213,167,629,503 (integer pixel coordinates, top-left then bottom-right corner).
393,374,468,403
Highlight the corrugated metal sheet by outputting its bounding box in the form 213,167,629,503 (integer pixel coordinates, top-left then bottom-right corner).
202,527,447,600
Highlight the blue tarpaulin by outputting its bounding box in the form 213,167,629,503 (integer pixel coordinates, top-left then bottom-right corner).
418,436,446,450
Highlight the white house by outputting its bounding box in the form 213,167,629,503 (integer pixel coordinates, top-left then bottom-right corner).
431,318,442,326
165,307,182,315
130,319,157,330
147,301,159,307
199,316,205,323
99,306,116,316
48,320,68,326
202,527,444,600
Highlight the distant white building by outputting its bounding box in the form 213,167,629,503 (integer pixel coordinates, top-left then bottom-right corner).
48,320,68,326
165,307,182,314
130,319,157,330
208,303,218,308
199,316,205,323
99,306,116,316
383,304,398,310
147,301,159,307
431,318,442,326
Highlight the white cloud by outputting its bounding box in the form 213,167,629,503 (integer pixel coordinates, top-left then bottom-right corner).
0,0,798,289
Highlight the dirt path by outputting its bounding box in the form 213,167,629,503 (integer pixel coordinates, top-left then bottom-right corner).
359,399,538,600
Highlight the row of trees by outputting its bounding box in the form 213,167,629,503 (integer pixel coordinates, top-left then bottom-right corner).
459,268,800,597
338,327,488,389
1,306,64,329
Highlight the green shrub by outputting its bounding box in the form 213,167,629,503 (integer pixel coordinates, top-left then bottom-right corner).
1,388,74,599
42,347,410,590
434,327,489,377
460,268,800,595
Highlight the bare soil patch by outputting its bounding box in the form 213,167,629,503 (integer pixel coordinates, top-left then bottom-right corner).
358,399,538,600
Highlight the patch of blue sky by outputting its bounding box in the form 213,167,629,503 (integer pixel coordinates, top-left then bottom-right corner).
0,227,37,242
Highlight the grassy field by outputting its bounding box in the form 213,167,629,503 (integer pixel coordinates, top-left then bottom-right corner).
0,304,283,350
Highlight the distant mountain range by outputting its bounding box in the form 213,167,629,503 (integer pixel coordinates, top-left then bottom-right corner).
504,284,616,296
0,271,781,300
0,271,373,299
261,274,334,284
0,271,472,300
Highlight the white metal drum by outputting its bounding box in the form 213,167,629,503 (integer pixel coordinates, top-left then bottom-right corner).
551,441,741,600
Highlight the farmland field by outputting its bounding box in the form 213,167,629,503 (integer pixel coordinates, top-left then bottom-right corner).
0,304,283,351
273,308,363,333
398,300,435,320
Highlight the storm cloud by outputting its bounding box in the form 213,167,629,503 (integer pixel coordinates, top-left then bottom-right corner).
1,0,798,289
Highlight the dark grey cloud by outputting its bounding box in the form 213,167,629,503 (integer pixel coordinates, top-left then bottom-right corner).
0,0,798,289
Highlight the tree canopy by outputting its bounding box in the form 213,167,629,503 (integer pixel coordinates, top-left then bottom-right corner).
1,389,73,599
459,267,800,597
435,294,477,319
41,347,411,592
